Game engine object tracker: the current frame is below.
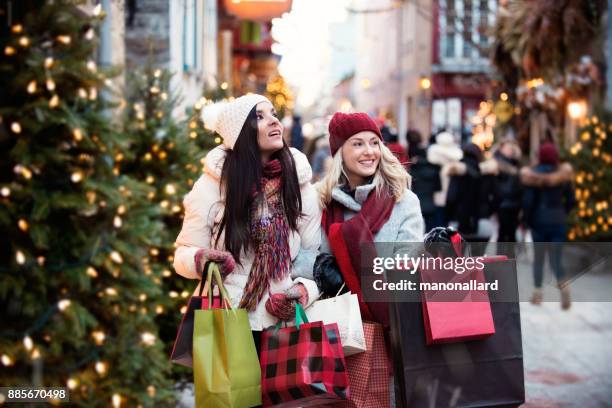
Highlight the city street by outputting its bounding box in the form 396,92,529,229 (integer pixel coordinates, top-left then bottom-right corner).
522,300,612,407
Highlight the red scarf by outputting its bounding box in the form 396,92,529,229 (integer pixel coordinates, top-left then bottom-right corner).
323,186,395,326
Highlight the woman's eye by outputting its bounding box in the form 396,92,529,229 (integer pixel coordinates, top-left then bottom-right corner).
256,114,263,120
373,140,380,145
354,142,362,147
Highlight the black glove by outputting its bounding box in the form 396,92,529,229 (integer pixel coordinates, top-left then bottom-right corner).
424,226,465,257
313,253,347,297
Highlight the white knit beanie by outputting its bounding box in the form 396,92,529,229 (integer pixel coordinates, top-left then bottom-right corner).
202,94,270,149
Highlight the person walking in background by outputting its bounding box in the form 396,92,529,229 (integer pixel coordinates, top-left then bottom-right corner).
427,131,463,228
494,139,523,257
381,124,409,168
408,137,441,233
445,143,493,255
290,114,304,152
521,142,575,310
173,94,321,358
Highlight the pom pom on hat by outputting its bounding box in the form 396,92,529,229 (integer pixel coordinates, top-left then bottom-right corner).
201,93,269,149
328,112,382,156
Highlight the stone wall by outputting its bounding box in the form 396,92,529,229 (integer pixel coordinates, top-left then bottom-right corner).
124,0,170,68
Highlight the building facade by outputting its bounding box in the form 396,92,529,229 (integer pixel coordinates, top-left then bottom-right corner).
124,0,219,116
352,0,496,144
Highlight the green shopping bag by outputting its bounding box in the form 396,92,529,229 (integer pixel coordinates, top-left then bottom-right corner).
193,263,262,408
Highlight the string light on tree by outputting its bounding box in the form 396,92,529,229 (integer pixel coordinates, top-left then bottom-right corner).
95,361,108,376
56,35,71,45
1,354,14,366
11,122,22,134
5,46,16,56
23,335,33,351
18,219,29,232
140,332,156,346
16,250,26,265
91,330,106,345
85,28,95,40
112,394,122,408
27,80,37,94
49,94,60,108
57,299,71,312
19,36,30,47
67,378,78,390
71,171,83,183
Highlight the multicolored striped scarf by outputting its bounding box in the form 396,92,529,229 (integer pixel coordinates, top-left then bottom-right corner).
239,159,291,311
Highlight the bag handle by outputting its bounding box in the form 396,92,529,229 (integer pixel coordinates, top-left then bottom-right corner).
295,303,308,329
335,283,346,298
211,263,234,311
272,302,309,333
197,260,215,297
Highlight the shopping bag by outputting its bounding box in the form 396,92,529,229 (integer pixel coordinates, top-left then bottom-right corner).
390,258,524,408
261,303,350,407
193,263,261,408
420,258,499,345
323,321,390,408
305,287,366,356
170,261,222,367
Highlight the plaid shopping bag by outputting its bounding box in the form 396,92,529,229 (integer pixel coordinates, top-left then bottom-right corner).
261,304,350,407
323,321,390,408
170,261,222,367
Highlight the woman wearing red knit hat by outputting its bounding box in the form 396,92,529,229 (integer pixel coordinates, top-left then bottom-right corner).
313,111,424,407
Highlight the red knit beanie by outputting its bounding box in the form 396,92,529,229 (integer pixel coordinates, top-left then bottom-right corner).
538,142,559,165
328,112,382,156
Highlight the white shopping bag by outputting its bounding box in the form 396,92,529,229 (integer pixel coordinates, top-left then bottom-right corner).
305,288,366,356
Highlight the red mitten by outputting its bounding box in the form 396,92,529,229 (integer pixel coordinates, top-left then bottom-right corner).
266,294,296,321
194,248,236,278
265,284,308,321
285,283,308,305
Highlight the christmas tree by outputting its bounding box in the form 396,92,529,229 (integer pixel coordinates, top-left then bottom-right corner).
566,114,612,241
120,61,219,382
0,2,174,405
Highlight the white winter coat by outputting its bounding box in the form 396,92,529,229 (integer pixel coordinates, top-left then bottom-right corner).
173,146,321,330
426,133,463,207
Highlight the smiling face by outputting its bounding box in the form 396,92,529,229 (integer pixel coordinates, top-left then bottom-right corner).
256,101,284,162
341,131,381,188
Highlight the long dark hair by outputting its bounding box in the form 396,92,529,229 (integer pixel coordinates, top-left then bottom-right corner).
214,107,302,263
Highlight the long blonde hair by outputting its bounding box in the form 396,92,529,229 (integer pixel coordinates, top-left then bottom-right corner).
317,142,411,207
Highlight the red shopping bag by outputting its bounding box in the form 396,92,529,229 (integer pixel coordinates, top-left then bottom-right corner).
419,256,505,345
324,321,390,408
260,304,350,407
170,261,223,367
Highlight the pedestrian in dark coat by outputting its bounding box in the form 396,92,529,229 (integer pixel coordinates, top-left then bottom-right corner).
521,142,576,309
494,139,523,256
409,144,441,233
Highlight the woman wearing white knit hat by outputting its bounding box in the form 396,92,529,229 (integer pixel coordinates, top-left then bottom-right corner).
173,94,321,353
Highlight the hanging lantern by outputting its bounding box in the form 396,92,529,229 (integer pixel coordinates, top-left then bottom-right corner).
223,0,292,22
